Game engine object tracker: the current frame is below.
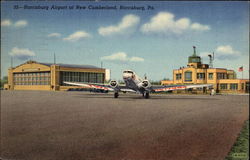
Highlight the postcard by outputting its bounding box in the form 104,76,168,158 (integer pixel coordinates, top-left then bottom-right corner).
1,1,249,160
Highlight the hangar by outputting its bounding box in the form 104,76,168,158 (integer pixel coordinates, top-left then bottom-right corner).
6,60,107,91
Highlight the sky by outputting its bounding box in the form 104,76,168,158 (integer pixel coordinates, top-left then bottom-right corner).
1,1,249,81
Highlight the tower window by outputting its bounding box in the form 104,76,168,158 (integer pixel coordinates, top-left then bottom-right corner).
208,73,213,80
176,73,182,80
184,71,192,82
197,73,205,80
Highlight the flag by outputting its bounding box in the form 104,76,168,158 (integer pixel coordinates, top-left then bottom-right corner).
238,66,243,72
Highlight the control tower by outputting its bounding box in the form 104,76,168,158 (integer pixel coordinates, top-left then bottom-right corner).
187,46,207,68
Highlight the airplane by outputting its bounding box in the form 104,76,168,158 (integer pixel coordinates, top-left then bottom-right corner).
64,70,213,99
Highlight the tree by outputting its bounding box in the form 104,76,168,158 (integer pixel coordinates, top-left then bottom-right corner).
0,76,8,88
150,80,161,85
162,78,170,81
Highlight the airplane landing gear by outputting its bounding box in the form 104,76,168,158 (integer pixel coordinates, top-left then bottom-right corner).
114,92,119,98
145,92,149,99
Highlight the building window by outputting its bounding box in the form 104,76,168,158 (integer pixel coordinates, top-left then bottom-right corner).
89,73,96,83
184,71,192,82
80,72,89,82
246,82,250,93
59,71,105,86
176,73,182,80
217,73,227,80
197,73,205,80
220,83,228,90
97,73,104,83
241,83,244,90
228,73,236,79
230,83,238,90
13,72,50,86
208,73,213,80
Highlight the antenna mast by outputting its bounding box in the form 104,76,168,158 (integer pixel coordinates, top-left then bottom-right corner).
193,46,196,56
54,53,56,64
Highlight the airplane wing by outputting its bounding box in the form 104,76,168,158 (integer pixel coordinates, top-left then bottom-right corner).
151,84,213,92
63,81,135,92
64,81,114,91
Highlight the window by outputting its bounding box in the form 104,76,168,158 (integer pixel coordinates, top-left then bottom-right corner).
208,73,213,80
230,83,238,90
89,73,96,83
220,84,228,90
97,73,104,83
176,73,182,80
184,71,192,82
217,73,227,80
124,71,133,74
13,72,51,86
228,74,235,79
241,83,244,90
60,71,104,85
197,73,205,80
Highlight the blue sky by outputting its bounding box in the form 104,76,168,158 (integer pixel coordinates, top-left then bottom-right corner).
1,1,249,80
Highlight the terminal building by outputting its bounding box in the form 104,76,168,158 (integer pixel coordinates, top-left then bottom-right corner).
161,47,249,94
6,60,107,91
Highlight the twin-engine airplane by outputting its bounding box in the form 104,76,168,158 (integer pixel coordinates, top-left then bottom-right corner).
64,70,213,99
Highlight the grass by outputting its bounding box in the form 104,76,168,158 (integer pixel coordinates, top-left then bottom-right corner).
225,120,249,160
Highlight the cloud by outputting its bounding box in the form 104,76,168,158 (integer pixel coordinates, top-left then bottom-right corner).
191,23,210,31
216,45,238,54
101,52,127,61
200,45,241,61
98,14,140,36
130,56,144,62
9,47,35,60
1,19,12,26
141,12,210,35
1,19,28,28
14,20,28,27
100,52,144,62
215,45,240,60
48,33,61,38
63,31,91,42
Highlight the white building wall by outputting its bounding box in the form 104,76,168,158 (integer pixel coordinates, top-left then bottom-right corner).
105,69,111,82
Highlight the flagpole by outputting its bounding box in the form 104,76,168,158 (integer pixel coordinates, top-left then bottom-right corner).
242,70,243,79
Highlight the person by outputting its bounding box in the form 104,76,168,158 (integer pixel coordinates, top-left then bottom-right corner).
210,88,215,96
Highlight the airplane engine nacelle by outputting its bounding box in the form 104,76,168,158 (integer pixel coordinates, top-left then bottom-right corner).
110,80,118,88
139,80,151,89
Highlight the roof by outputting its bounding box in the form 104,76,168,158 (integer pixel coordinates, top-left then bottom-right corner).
12,60,102,70
38,62,102,69
173,67,234,71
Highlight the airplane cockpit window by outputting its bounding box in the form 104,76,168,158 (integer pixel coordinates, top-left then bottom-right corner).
123,71,133,74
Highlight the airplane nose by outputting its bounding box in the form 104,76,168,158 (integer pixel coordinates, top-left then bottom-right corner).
123,73,132,79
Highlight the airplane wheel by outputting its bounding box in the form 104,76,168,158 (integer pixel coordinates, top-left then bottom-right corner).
114,92,119,98
145,92,149,99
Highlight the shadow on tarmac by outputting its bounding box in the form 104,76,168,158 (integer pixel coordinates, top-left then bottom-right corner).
72,93,219,100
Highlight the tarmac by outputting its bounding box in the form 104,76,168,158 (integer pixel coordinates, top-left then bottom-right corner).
0,90,249,160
